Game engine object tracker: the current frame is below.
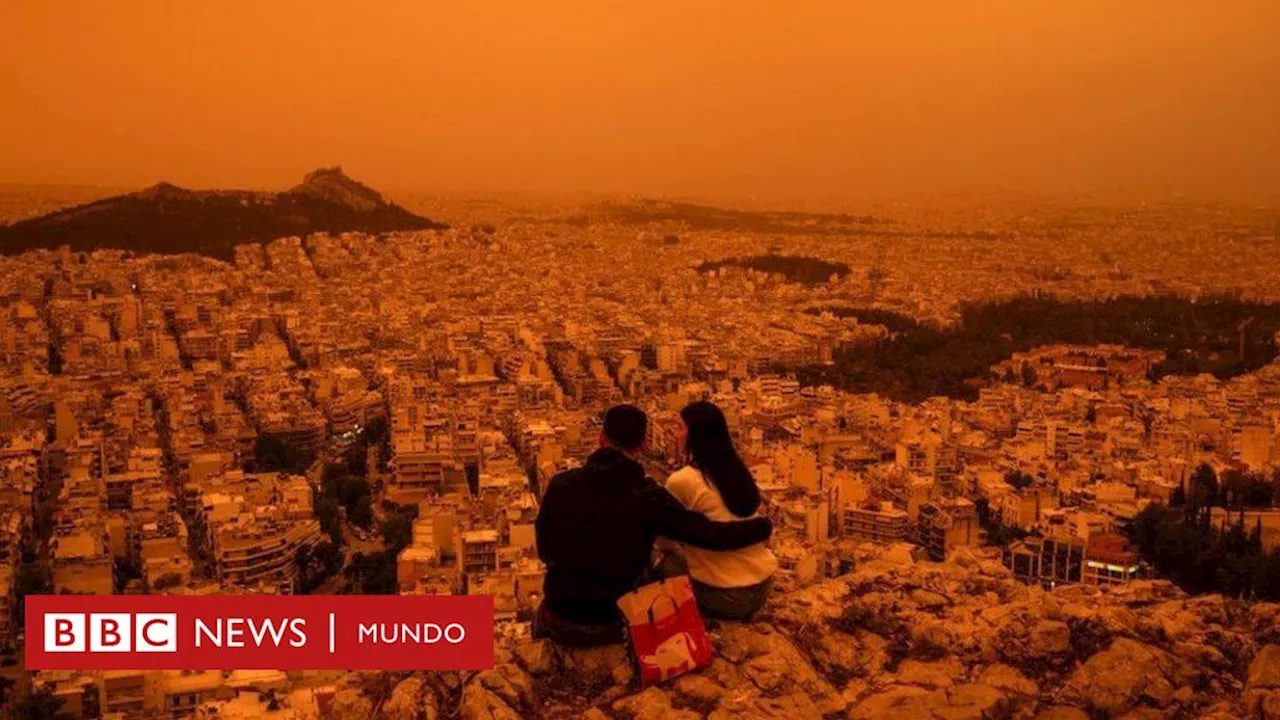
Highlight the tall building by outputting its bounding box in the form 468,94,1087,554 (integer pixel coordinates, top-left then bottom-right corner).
842,501,909,544
1007,536,1085,587
917,497,979,562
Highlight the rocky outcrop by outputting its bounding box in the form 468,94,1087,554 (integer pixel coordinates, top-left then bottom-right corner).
344,545,1280,719
1248,644,1280,719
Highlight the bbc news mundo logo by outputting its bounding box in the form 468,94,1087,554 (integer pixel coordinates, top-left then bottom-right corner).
44,613,178,653
26,595,493,670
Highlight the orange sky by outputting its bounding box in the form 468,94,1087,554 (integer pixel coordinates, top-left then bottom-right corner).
2,1,1278,199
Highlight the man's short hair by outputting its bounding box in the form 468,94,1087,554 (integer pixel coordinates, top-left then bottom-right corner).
603,405,648,450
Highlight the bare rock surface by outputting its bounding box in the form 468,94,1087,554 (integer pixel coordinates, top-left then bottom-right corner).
337,545,1276,719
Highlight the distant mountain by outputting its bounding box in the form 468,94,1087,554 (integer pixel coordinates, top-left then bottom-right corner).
0,167,448,260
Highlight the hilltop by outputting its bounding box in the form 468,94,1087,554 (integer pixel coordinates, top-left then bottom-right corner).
0,167,448,260
322,545,1280,720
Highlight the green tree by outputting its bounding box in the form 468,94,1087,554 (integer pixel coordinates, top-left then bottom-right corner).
1003,471,1034,490
1020,362,1037,388
337,476,371,509
315,495,343,545
14,563,51,627
253,433,314,475
0,684,77,720
1188,464,1219,521
349,494,373,528
152,573,184,591
381,513,413,553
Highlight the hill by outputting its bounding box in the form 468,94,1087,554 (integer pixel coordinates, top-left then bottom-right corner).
323,544,1280,719
0,167,448,260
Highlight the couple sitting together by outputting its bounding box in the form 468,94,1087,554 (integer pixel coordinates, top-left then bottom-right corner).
533,402,777,647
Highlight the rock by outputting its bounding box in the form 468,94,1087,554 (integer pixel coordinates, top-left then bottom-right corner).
1035,708,1090,720
475,663,536,711
317,548,1275,720
1250,645,1280,690
382,676,436,720
805,629,866,679
1247,646,1280,719
978,663,1038,697
1029,620,1072,656
1103,580,1185,606
882,544,919,566
1260,691,1280,720
848,685,933,719
849,683,1006,720
853,630,890,674
910,620,956,656
1113,711,1170,720
460,682,521,720
673,674,727,706
726,625,845,715
710,691,824,720
611,687,700,720
912,589,950,610
1059,638,1180,715
941,683,1007,719
515,638,557,676
611,660,635,687
700,657,747,690
330,688,374,720
978,560,1012,578
1197,703,1248,720
895,658,965,689
560,644,631,689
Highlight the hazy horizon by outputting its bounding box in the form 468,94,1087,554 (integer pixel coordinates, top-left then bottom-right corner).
4,1,1279,202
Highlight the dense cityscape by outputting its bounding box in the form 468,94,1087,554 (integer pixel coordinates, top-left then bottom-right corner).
1,183,1279,717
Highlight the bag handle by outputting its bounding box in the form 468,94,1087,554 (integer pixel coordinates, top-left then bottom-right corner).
646,593,681,626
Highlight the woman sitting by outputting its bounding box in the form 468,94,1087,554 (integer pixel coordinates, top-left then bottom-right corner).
658,401,777,621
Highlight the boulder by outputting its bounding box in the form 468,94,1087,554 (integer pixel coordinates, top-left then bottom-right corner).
1059,638,1180,715
672,673,727,706
514,638,558,676
330,688,375,720
1028,620,1072,656
559,644,631,689
381,675,436,720
977,663,1038,697
460,682,521,720
611,687,701,720
894,658,965,689
475,662,536,712
1035,707,1090,720
1250,645,1280,690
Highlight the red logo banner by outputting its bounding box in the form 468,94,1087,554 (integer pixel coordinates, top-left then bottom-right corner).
24,595,495,670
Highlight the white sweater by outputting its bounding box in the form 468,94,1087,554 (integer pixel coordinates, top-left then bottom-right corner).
663,465,778,588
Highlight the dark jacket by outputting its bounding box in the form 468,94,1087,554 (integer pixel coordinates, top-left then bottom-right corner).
535,447,773,625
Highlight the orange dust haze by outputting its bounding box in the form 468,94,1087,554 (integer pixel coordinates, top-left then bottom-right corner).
2,1,1278,200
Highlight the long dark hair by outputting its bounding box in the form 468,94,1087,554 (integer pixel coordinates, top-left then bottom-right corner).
680,401,760,517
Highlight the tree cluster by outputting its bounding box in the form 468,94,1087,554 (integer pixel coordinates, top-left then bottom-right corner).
251,433,314,476
318,463,373,534
794,294,1280,403
295,541,343,594
1130,463,1280,600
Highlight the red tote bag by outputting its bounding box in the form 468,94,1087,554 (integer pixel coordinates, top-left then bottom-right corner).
616,575,713,686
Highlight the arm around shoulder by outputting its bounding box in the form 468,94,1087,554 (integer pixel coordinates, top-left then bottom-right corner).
643,481,772,551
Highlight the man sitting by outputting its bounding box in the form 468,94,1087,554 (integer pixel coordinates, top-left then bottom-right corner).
534,404,773,647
